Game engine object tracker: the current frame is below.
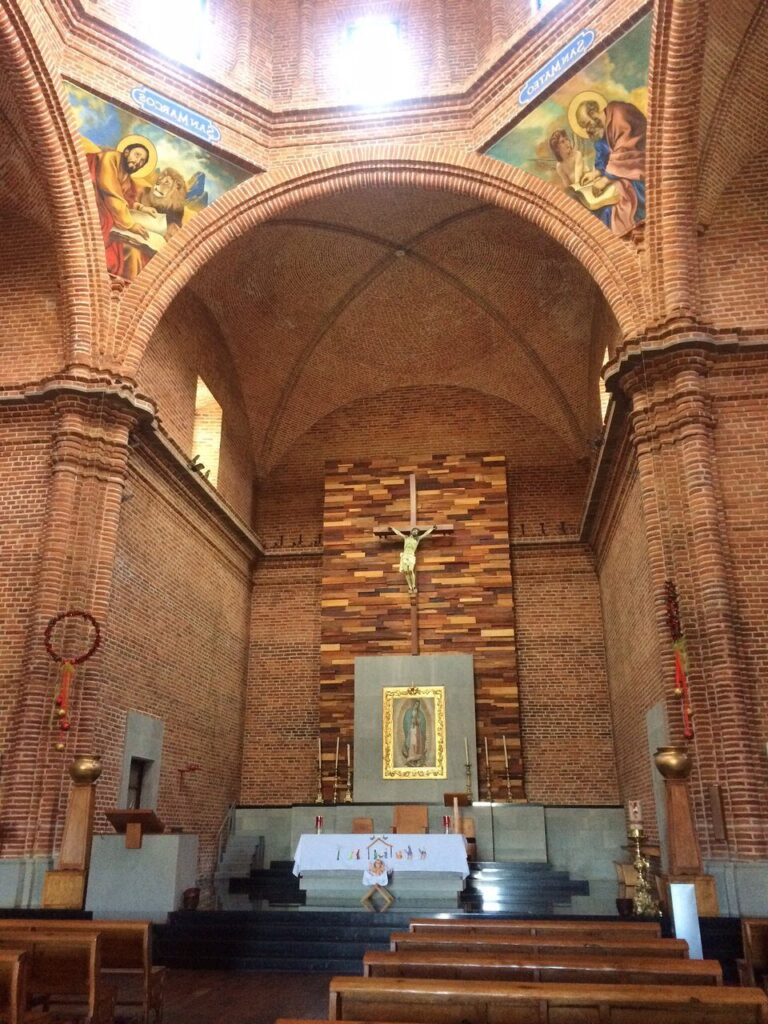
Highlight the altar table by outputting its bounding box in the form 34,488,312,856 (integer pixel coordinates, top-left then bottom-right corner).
293,833,469,877
292,833,469,909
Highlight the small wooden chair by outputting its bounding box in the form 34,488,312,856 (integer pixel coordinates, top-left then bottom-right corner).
352,817,374,834
392,805,428,834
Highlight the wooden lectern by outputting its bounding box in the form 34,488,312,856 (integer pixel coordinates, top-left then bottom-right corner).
106,809,165,849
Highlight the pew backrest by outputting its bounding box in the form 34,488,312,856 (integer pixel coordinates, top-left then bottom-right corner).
329,976,768,1023
363,948,722,986
743,919,768,988
408,917,662,938
0,949,28,1024
0,919,151,974
389,930,690,958
0,930,102,1019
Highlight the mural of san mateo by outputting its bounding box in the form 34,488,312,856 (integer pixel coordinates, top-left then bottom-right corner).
66,83,252,281
486,16,651,237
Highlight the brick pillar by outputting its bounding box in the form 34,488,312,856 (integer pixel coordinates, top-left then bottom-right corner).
0,392,139,858
625,349,766,859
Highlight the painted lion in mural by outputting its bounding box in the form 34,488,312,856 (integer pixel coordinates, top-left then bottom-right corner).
140,168,188,239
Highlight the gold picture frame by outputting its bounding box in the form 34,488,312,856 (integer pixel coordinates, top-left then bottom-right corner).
382,685,447,779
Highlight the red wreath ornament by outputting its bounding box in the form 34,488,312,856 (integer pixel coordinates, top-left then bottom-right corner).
43,610,101,740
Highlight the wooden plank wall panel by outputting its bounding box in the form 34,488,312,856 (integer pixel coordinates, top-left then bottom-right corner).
319,452,525,799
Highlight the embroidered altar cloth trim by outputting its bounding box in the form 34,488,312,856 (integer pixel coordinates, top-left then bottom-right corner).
292,833,469,877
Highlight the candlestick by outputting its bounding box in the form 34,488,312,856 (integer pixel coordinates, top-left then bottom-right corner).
344,742,353,803
629,825,660,918
315,736,324,804
332,735,340,805
465,757,472,801
464,736,469,762
502,734,509,771
484,736,489,765
484,737,492,802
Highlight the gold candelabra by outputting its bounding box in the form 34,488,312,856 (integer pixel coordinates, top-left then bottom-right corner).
332,768,339,805
504,765,512,802
629,826,661,918
344,763,353,803
464,759,472,800
484,761,493,803
314,764,324,804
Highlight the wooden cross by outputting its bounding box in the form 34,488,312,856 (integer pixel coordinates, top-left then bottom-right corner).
374,473,453,655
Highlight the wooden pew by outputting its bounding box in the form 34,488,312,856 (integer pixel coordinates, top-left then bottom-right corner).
0,918,164,1024
389,930,690,959
0,949,30,1024
363,948,722,986
408,917,662,938
328,976,768,1023
0,931,114,1024
740,919,768,989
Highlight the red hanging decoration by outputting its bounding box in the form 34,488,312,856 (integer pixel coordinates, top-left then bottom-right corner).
43,610,101,744
664,581,694,739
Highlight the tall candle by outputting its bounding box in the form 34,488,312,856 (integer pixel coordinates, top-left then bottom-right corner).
628,799,643,825
464,736,469,763
317,736,322,773
334,735,340,774
346,743,351,774
502,734,509,771
484,736,489,767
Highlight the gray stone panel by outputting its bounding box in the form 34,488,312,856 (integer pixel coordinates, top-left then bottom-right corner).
354,654,477,803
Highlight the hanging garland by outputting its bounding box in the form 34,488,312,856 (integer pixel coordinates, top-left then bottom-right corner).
43,610,101,745
663,580,693,739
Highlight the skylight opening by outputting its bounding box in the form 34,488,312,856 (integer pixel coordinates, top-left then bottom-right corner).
599,347,611,421
335,15,415,107
139,0,208,65
192,377,222,487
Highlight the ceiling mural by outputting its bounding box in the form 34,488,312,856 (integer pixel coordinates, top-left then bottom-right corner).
66,82,253,282
485,15,651,237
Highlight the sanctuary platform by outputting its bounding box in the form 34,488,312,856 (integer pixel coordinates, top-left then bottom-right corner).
216,802,627,916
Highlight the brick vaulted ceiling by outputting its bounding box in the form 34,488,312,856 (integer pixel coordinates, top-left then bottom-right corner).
187,185,614,476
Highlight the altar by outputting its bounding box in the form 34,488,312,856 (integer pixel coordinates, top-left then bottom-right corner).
293,832,468,909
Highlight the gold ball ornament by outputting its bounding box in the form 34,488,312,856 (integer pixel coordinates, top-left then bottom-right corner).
54,742,65,752
673,687,683,697
56,707,67,719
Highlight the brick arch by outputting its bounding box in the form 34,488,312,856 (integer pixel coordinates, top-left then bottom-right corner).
0,0,111,364
114,148,649,376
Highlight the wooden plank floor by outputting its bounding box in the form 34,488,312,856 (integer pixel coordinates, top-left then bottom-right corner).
159,969,333,1024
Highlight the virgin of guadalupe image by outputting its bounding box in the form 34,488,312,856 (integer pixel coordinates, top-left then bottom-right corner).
402,699,428,767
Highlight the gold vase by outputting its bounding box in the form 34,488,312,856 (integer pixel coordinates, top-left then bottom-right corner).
68,754,102,784
653,745,692,780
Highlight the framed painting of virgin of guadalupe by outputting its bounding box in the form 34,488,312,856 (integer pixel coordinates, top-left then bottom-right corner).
382,686,446,780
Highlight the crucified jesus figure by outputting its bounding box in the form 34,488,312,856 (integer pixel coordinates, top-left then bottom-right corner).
390,525,435,594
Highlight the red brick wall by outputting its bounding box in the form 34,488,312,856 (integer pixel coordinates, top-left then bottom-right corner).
699,156,768,333
97,447,252,897
241,555,321,805
0,404,53,762
514,541,619,805
596,464,664,838
0,219,63,384
137,294,254,523
710,356,768,753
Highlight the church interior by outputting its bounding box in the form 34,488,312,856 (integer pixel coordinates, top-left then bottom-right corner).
1,0,768,1019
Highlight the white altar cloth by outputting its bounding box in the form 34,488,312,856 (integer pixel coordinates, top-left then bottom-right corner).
293,833,469,878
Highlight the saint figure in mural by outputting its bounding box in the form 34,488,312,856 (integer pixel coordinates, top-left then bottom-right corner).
568,91,647,236
84,134,159,281
391,525,434,593
402,699,427,766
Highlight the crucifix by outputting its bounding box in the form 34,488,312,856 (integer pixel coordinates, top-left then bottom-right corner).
374,472,453,655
